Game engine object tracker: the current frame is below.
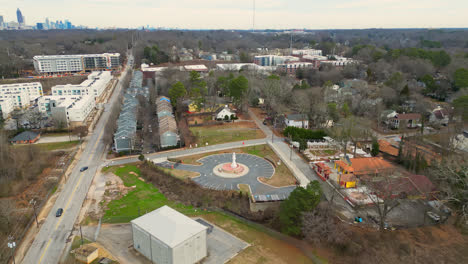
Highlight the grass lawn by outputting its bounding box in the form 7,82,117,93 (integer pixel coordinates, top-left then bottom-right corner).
101,165,199,223
42,132,72,137
190,123,265,146
14,140,80,151
178,145,297,187
36,140,80,151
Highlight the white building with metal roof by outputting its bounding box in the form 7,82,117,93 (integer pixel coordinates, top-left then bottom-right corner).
131,206,207,264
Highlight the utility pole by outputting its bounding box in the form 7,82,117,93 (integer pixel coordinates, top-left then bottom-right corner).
290,31,293,55
252,0,255,33
8,236,16,264
29,199,39,228
80,224,84,246
289,133,293,161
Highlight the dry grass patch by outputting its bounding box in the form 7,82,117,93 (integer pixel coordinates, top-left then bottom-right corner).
159,167,200,180
201,213,314,264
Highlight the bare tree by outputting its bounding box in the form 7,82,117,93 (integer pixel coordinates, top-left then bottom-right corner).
362,173,405,231
426,156,468,225
302,202,350,246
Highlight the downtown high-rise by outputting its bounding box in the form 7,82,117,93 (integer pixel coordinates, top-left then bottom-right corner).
16,8,24,24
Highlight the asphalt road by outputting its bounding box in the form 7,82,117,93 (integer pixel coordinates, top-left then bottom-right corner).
22,52,134,264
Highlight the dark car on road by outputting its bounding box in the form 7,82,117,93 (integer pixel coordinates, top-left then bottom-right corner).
80,166,88,172
56,208,63,217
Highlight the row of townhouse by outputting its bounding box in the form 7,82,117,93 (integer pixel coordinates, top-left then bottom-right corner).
114,94,138,152
156,96,179,148
113,70,144,153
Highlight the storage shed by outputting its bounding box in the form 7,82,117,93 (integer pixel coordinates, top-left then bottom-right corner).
131,206,207,264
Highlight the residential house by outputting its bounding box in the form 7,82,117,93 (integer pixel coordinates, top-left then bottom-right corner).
334,157,395,178
215,105,236,120
159,115,179,148
380,110,397,125
390,113,421,129
156,96,179,148
378,139,399,159
284,114,309,129
373,174,436,199
429,106,449,126
10,131,40,144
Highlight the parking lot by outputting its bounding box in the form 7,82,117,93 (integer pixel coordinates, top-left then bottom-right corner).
156,153,297,198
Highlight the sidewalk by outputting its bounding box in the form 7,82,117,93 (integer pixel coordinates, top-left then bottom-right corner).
36,135,79,144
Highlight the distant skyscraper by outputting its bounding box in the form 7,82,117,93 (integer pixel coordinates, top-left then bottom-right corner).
45,17,49,29
16,8,24,24
0,15,4,24
36,23,44,30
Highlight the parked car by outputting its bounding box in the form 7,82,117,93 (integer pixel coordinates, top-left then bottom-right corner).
56,208,63,217
80,166,88,172
427,211,441,222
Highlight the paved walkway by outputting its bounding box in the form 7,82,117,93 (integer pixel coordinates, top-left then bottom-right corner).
156,153,295,199
36,135,79,144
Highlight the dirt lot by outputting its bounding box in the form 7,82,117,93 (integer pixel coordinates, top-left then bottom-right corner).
159,167,200,180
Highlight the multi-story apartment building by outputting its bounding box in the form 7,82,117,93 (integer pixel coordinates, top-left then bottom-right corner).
278,62,314,74
51,71,112,98
253,55,299,66
0,98,14,119
292,49,322,56
0,82,43,110
49,95,96,126
38,95,81,114
33,53,120,74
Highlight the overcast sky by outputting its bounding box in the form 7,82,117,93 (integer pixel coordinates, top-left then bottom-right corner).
1,0,467,29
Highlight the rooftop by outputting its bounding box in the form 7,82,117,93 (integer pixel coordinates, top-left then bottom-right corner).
33,53,120,60
350,157,395,176
378,140,399,157
131,206,207,248
394,113,421,120
10,131,39,142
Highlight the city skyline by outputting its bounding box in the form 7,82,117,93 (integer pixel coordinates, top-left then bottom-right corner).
0,0,467,29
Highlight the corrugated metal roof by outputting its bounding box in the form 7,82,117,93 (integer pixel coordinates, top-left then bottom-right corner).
131,206,207,248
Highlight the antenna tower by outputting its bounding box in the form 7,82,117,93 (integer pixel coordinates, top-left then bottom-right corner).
252,0,255,32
